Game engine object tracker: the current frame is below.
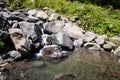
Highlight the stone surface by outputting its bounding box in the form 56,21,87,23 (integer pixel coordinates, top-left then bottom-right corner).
8,50,22,60
8,28,32,55
84,42,101,51
19,21,42,41
55,32,73,49
27,9,37,16
48,13,60,21
41,34,53,45
114,46,120,57
36,11,49,20
103,41,115,51
43,20,65,33
112,36,120,42
83,31,96,42
73,39,83,48
62,22,84,39
95,35,107,45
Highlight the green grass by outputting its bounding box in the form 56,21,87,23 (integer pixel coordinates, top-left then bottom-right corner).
6,0,120,36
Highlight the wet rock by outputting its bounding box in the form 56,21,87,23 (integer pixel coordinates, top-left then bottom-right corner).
84,42,101,51
43,20,65,33
53,73,76,80
83,32,96,42
50,48,67,59
95,35,107,45
41,34,53,45
103,41,115,51
55,32,73,50
48,13,60,21
19,21,42,41
9,28,32,55
73,39,83,48
27,9,37,16
36,11,49,20
8,50,22,60
114,46,120,57
63,22,84,39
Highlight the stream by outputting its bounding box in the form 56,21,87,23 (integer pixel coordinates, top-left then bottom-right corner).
3,49,120,80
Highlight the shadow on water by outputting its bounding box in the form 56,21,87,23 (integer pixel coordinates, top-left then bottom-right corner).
4,48,120,80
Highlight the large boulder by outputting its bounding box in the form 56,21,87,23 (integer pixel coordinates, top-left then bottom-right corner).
55,32,73,50
83,32,96,42
19,21,42,42
114,46,120,57
9,28,33,55
43,20,65,33
62,22,84,39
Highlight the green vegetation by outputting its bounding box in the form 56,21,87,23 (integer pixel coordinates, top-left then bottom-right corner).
5,0,120,36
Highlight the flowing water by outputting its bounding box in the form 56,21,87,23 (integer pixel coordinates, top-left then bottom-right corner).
4,49,120,80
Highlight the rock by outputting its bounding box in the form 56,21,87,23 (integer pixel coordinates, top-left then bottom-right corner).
0,75,7,80
0,12,11,19
0,1,6,8
9,28,32,55
19,21,42,41
63,22,84,39
83,32,96,42
84,42,101,51
114,46,120,57
73,39,83,48
55,32,73,50
28,15,39,21
53,73,76,80
48,13,60,21
0,63,13,70
50,48,67,59
8,50,22,60
112,36,120,42
0,14,10,31
36,11,49,20
61,16,69,23
27,9,37,16
41,34,53,45
43,45,59,54
43,20,65,33
95,35,107,45
103,41,115,51
12,22,19,28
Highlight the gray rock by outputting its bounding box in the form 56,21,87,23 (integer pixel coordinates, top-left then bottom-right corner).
48,13,60,21
95,35,107,45
36,11,49,20
103,41,115,51
61,16,69,23
28,15,39,21
55,32,73,49
8,50,22,60
43,20,65,33
12,22,19,28
19,21,42,41
0,12,11,19
83,32,96,42
8,28,32,55
112,36,120,42
114,46,120,57
73,39,83,48
84,42,101,51
41,34,53,45
27,9,37,16
62,22,84,39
